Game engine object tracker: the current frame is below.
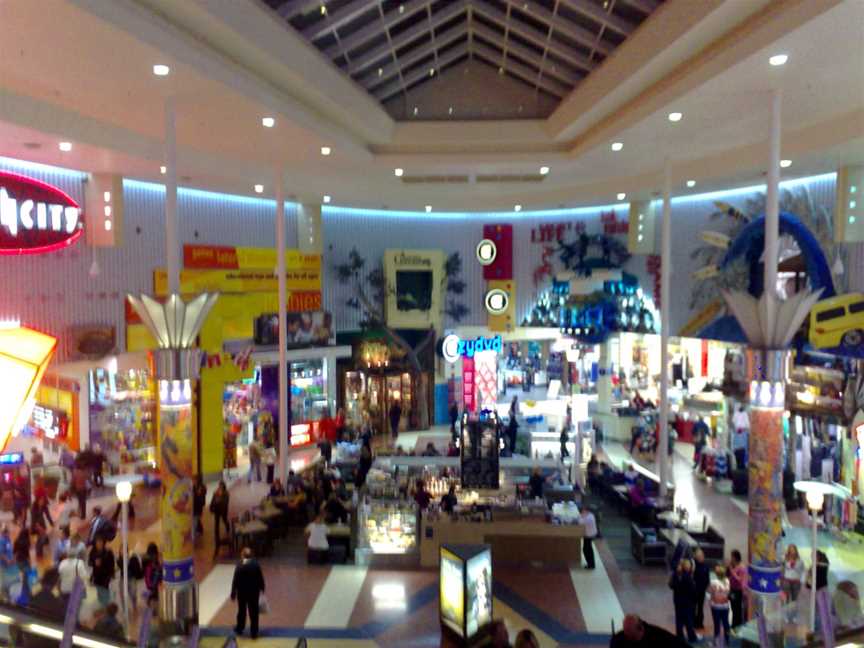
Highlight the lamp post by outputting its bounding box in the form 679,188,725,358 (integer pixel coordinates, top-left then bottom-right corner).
115,480,133,632
793,480,835,633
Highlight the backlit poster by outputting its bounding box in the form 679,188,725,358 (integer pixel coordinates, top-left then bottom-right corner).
466,550,492,637
439,548,464,636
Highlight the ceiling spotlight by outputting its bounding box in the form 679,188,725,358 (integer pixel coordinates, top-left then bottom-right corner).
769,54,788,67
320,146,331,156
429,68,435,77
323,195,331,204
254,184,263,194
448,106,454,115
539,166,550,175
320,4,327,15
394,168,404,177
780,159,792,168
514,205,522,212
160,165,167,175
152,64,170,76
476,239,497,265
58,142,72,152
398,4,404,13
617,193,626,201
378,68,383,77
686,180,696,188
668,112,683,122
425,205,432,213
413,106,419,116
611,142,623,152
262,117,275,128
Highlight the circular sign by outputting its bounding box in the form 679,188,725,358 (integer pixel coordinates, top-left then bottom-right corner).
441,334,461,363
485,288,509,315
475,239,497,266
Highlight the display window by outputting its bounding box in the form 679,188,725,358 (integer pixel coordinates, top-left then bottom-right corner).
222,370,272,470
291,359,328,423
88,368,156,474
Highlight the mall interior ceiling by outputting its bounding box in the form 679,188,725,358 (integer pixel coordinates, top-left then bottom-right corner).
0,0,860,212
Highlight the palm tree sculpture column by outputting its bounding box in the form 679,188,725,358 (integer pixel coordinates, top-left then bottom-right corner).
724,288,821,642
127,292,217,627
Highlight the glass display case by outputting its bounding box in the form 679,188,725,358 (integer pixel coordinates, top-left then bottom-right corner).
290,359,328,422
358,498,418,554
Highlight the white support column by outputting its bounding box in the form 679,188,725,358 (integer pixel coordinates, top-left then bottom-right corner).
765,89,782,331
276,171,289,482
164,97,180,295
658,161,672,497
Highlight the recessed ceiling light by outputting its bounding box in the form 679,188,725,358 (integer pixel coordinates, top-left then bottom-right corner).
254,184,263,194
413,107,419,116
514,205,522,212
448,106,454,115
769,54,788,67
780,159,792,168
152,64,170,76
617,193,626,201
668,112,683,122
539,166,550,175
320,146,331,156
262,117,275,128
58,142,72,152
611,142,623,152
320,4,327,15
429,68,435,77
378,68,383,77
160,165,167,175
323,195,331,204
394,168,404,177
425,205,432,213
686,180,696,188
398,4,404,13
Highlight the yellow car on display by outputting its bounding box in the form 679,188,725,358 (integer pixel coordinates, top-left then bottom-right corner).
809,293,864,349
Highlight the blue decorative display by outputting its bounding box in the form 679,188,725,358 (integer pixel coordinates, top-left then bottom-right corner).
163,558,195,584
748,562,782,594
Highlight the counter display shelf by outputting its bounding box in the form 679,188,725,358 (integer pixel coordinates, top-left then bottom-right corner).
420,510,584,568
357,498,418,556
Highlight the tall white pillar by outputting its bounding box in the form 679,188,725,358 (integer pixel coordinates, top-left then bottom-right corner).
765,90,782,330
658,161,672,497
276,171,289,482
164,97,180,294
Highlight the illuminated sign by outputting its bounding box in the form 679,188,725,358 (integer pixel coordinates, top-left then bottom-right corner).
0,171,84,254
0,453,23,465
442,334,503,363
290,423,312,446
30,403,68,440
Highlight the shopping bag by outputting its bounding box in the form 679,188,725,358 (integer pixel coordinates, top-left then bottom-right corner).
259,592,270,614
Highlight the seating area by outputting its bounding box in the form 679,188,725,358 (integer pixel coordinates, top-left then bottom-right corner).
630,524,668,566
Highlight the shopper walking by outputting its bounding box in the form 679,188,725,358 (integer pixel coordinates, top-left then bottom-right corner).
728,549,747,627
88,536,115,608
449,402,459,443
58,547,89,602
263,443,277,484
0,527,15,601
210,481,231,556
389,401,402,442
71,464,90,519
782,544,805,603
693,548,710,631
142,542,162,603
580,507,597,570
248,439,262,483
708,565,731,646
192,475,207,536
669,559,699,644
231,547,266,639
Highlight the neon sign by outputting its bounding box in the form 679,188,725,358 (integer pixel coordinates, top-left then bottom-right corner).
442,334,503,363
0,171,84,255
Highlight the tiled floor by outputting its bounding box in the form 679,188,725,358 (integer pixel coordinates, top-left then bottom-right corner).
25,429,864,647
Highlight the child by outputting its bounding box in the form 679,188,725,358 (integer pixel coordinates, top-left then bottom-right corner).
708,565,731,646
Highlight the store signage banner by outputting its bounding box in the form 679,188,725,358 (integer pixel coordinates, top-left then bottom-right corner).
153,268,321,295
183,244,321,273
0,171,84,255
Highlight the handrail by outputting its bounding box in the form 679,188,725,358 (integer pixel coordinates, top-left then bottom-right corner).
0,600,135,648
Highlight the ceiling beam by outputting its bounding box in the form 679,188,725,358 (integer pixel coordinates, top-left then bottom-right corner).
346,0,468,77
322,0,430,59
302,1,380,42
505,0,611,56
618,0,660,14
472,43,565,99
471,23,579,87
275,0,320,21
557,0,635,37
362,22,469,90
375,42,470,101
472,1,593,73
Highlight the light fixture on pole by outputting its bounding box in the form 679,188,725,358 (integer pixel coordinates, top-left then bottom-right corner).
793,480,837,632
115,480,133,631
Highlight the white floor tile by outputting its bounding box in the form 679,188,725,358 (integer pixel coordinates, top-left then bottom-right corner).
569,555,624,634
198,565,237,625
304,565,368,628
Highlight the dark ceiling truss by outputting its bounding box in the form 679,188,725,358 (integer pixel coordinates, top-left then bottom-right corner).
268,0,661,104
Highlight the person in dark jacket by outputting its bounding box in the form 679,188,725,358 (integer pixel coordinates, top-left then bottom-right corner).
30,494,53,559
388,401,402,441
609,614,692,647
210,481,230,557
88,536,115,608
192,475,207,535
94,602,125,640
692,548,710,630
30,568,64,620
231,547,266,639
449,402,460,443
669,558,699,643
